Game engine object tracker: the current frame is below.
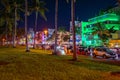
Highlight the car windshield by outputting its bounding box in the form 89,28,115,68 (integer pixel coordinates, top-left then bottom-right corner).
102,48,114,54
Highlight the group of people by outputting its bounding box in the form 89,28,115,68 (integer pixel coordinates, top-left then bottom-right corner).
76,46,94,56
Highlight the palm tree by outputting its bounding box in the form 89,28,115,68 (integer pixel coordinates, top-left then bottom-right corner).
92,22,116,46
13,1,17,48
108,0,120,15
58,26,66,45
53,0,58,55
117,0,120,5
16,27,25,45
66,0,77,60
31,0,47,49
0,0,13,47
17,27,25,38
25,0,30,52
11,0,24,48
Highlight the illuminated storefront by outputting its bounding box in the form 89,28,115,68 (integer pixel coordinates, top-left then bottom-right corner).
81,13,120,47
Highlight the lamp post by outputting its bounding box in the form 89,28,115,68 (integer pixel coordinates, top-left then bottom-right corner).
43,30,48,44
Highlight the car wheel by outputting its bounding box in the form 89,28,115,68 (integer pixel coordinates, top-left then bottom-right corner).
103,55,107,59
93,53,96,58
112,57,115,60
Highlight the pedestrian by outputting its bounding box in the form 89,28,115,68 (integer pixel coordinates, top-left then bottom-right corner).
90,48,93,57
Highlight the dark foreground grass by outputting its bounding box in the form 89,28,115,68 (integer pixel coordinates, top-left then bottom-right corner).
0,47,120,80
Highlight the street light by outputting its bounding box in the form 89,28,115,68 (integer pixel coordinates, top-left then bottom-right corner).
44,30,48,35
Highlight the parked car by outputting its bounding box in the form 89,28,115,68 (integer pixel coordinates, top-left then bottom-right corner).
52,45,66,55
110,48,120,54
66,45,73,55
77,46,87,55
93,47,117,59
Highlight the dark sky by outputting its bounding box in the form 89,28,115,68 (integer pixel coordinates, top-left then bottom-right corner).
19,0,117,31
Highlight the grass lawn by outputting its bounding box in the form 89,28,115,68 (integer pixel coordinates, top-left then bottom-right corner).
0,47,120,80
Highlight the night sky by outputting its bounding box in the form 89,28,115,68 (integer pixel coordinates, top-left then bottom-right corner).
19,0,117,31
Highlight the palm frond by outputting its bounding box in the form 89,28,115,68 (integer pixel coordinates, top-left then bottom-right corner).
38,9,47,21
108,26,116,33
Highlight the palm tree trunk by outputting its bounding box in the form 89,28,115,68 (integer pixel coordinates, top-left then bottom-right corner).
53,0,58,55
25,0,30,52
33,12,38,49
13,7,17,48
71,0,77,60
6,24,8,47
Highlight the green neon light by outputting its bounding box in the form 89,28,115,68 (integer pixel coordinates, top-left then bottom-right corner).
88,13,119,24
81,13,120,47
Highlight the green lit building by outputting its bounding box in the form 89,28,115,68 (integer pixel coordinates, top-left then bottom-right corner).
81,13,120,47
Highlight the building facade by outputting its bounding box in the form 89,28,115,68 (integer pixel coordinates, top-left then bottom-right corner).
81,13,120,47
69,21,82,45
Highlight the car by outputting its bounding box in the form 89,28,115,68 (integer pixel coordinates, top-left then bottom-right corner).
44,45,51,50
65,45,73,55
110,47,120,57
93,47,117,59
52,45,66,55
77,46,87,55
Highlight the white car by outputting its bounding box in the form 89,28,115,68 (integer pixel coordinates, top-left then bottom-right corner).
93,47,117,59
56,46,66,55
